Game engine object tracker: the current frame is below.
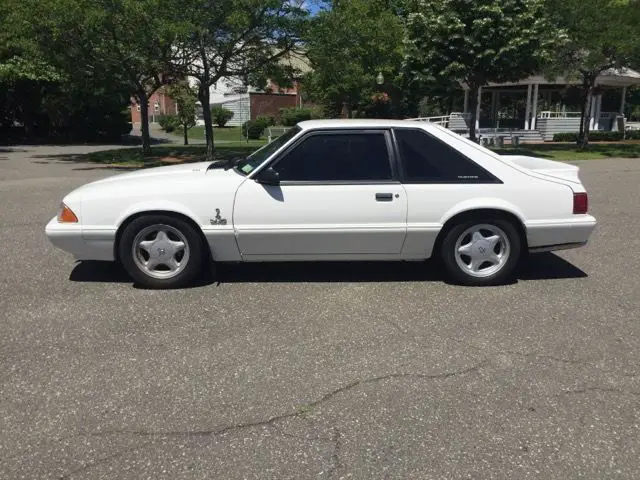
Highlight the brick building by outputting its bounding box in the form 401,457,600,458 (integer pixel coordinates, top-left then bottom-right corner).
130,87,177,124
131,51,311,125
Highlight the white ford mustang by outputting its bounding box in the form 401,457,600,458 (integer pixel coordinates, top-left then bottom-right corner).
46,119,596,288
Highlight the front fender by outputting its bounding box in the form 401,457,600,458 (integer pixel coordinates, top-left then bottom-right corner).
115,200,204,229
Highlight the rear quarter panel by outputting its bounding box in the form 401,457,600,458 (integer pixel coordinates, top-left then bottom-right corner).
402,127,575,257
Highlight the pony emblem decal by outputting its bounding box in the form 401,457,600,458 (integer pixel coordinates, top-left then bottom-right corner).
210,208,228,225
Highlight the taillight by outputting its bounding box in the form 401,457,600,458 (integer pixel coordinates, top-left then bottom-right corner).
57,204,78,223
573,192,588,214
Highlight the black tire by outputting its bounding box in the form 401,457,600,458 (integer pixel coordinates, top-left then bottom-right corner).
118,214,204,289
439,216,522,286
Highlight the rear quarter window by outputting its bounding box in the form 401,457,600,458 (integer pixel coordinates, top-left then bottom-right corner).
394,129,499,183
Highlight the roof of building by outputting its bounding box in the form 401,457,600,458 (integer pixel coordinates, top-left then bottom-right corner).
278,50,312,76
483,67,640,88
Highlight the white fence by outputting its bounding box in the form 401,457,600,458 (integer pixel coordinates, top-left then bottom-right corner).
267,126,292,142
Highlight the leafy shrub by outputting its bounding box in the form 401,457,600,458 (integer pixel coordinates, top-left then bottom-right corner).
418,97,445,117
242,120,267,140
627,130,640,140
256,115,276,127
552,131,640,142
158,114,180,133
211,106,234,127
280,107,316,126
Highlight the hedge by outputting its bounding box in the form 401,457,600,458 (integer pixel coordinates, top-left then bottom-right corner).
280,107,317,126
158,114,180,133
211,106,234,127
552,130,640,142
242,118,269,140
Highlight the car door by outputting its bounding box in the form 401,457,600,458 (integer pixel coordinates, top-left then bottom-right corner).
233,129,408,258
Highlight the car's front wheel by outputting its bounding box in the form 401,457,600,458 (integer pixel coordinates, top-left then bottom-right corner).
440,217,521,286
119,215,204,289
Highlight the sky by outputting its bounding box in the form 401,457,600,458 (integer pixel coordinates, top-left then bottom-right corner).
302,0,324,14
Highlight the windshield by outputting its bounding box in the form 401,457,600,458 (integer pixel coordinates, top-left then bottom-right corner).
236,126,301,175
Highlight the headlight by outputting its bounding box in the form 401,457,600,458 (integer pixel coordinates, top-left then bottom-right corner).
57,203,78,223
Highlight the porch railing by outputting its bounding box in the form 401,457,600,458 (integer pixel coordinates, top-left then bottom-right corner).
406,112,471,128
538,111,582,119
538,111,619,120
406,115,450,126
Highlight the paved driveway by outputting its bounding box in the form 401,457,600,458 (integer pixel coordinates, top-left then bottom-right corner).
1,146,639,479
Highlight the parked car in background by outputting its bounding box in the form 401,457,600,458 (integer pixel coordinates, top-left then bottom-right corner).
46,119,596,288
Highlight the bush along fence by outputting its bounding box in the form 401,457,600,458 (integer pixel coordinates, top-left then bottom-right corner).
553,131,640,142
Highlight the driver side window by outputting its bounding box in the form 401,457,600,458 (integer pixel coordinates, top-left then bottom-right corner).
272,132,392,182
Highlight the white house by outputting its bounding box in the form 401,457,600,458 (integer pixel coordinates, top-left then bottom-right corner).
455,68,640,141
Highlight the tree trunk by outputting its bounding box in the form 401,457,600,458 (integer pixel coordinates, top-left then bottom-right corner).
183,124,188,145
198,85,214,160
578,78,594,149
468,85,479,143
138,92,152,155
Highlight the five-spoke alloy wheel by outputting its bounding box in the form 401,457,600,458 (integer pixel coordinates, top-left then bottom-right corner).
440,217,521,286
119,215,204,289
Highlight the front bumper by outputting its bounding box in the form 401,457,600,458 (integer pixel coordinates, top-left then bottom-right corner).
526,215,597,252
45,217,115,261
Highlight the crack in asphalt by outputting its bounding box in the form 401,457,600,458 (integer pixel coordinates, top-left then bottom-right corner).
558,386,640,397
46,362,486,478
12,359,640,478
79,361,488,441
383,318,640,380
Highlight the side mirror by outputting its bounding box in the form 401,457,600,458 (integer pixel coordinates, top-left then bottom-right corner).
256,167,280,185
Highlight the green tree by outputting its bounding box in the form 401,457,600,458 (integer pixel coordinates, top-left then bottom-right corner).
546,0,639,146
403,0,562,141
169,82,198,145
93,0,188,154
179,0,307,159
1,0,132,141
304,0,404,118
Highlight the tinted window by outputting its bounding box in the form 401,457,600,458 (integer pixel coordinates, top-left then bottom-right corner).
394,129,496,183
236,126,301,175
273,132,392,182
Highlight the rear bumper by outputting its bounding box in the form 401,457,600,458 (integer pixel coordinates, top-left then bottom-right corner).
526,215,597,252
45,217,115,261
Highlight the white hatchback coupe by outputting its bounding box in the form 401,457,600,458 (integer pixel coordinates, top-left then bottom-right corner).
46,119,596,288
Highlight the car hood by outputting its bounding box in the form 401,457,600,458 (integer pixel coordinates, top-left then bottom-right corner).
64,161,245,205
86,161,221,185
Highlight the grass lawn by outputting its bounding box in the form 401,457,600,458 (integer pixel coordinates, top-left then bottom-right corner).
68,140,640,169
184,125,267,146
491,142,640,161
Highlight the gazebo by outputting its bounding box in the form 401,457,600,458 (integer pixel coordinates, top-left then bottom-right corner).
454,67,640,140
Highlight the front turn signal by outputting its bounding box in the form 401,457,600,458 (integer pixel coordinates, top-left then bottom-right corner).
58,204,78,223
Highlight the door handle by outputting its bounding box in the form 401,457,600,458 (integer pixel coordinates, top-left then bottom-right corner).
375,193,393,202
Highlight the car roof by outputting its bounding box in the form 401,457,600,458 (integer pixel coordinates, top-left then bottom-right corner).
297,119,435,131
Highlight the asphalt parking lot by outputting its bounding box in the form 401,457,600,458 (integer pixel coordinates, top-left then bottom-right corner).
1,145,639,479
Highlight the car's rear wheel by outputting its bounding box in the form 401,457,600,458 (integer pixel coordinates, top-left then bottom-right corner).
119,215,204,289
440,217,521,286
